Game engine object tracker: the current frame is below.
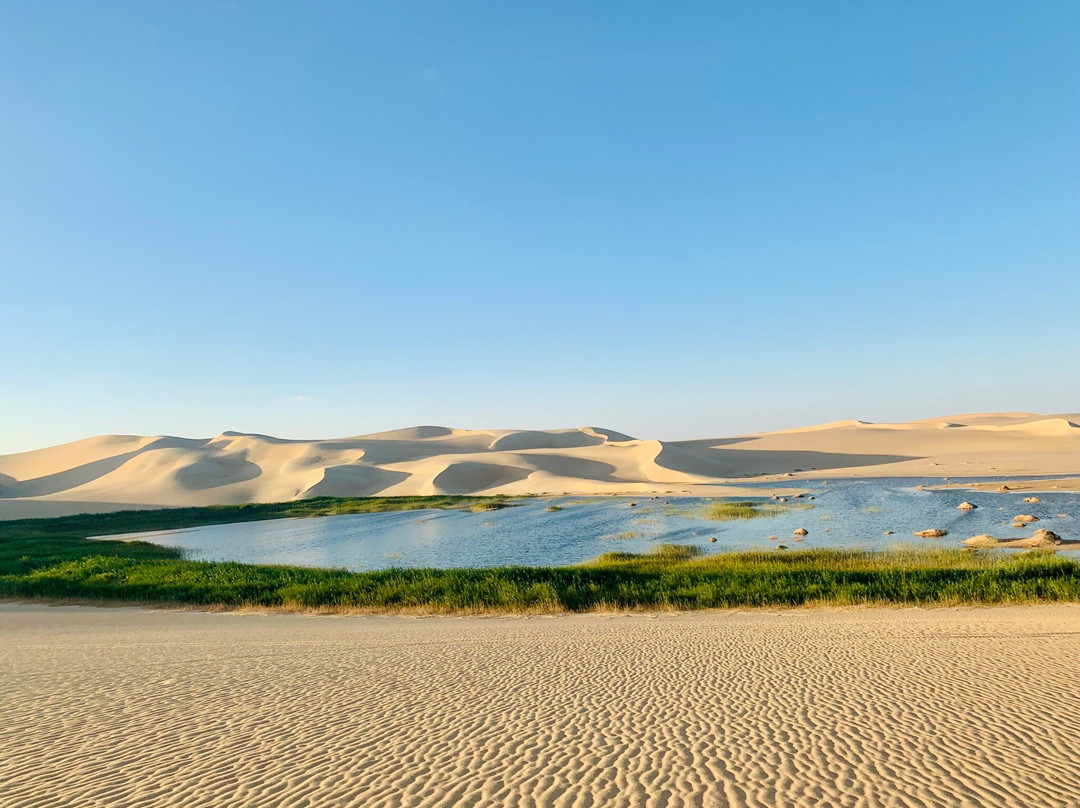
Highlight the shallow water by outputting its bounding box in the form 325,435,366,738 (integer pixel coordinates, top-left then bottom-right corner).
110,479,1079,570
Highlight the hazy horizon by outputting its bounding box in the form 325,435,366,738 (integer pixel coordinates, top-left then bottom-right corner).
3,1,1078,455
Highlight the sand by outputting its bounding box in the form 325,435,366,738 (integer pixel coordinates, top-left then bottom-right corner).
937,477,1080,494
2,603,1079,808
2,412,1079,518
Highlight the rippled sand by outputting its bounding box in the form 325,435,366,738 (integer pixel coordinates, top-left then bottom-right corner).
2,604,1079,807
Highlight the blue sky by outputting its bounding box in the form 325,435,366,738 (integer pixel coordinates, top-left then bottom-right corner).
2,1,1078,453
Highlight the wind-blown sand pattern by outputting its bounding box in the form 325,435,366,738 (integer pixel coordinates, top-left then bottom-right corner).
2,604,1080,807
2,412,1079,518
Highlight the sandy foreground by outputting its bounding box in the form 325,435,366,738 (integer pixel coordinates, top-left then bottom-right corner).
2,604,1079,807
2,412,1079,518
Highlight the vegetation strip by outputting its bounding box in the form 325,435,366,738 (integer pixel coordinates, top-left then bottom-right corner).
2,497,1079,613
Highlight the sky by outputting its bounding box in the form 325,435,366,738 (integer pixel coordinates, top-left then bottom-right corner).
1,1,1078,453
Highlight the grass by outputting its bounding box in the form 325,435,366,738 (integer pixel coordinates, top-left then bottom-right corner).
2,498,1080,613
700,500,790,520
0,495,516,543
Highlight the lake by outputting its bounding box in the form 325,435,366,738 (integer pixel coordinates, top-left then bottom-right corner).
105,478,1079,570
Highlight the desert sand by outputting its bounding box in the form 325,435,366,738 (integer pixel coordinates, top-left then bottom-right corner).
2,412,1079,518
2,603,1079,807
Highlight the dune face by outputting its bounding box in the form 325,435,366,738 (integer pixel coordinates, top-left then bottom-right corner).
1,413,1078,517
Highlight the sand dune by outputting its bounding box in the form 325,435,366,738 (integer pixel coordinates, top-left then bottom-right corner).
2,413,1078,518
2,603,1079,808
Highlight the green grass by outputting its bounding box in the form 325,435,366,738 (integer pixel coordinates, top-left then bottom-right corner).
700,500,789,520
2,498,1080,613
0,495,516,543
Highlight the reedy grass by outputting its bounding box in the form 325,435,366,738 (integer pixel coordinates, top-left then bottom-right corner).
0,495,517,543
700,500,791,520
3,498,1079,614
2,535,1079,614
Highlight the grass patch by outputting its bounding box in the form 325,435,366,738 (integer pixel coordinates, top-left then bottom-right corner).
468,501,516,513
700,500,788,521
545,505,564,512
2,500,1080,613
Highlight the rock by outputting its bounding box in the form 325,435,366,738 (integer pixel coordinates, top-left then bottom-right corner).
957,502,978,510
778,497,788,503
776,544,789,551
771,495,780,501
767,535,778,541
709,537,717,543
808,495,815,500
914,529,948,538
1014,514,1039,523
883,530,894,535
793,528,809,536
628,502,636,507
1023,497,1041,503
793,493,805,499
917,485,926,490
998,485,1011,492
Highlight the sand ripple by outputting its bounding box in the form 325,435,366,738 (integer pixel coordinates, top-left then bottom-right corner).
2,604,1079,807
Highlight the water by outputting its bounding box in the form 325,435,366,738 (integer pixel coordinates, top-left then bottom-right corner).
113,479,1077,570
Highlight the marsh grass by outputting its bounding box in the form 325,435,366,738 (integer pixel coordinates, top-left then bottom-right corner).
2,500,1080,613
700,500,790,521
468,501,515,513
0,496,519,544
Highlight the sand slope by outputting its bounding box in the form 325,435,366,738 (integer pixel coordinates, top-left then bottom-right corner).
2,603,1079,808
1,413,1078,517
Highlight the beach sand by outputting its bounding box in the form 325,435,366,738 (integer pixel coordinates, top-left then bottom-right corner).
3,603,1079,807
2,412,1079,518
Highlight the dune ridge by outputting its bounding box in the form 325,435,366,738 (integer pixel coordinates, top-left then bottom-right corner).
1,413,1079,517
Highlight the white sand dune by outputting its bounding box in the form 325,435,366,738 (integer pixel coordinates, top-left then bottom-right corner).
2,603,1079,808
1,412,1078,518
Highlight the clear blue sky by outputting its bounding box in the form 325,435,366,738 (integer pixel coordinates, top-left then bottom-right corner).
2,1,1078,453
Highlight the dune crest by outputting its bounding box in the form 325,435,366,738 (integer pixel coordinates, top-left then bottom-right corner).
1,413,1078,517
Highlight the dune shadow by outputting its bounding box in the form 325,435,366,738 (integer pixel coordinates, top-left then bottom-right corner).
305,465,411,498
174,455,262,491
526,455,620,481
432,462,532,493
1,452,144,498
656,443,920,478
